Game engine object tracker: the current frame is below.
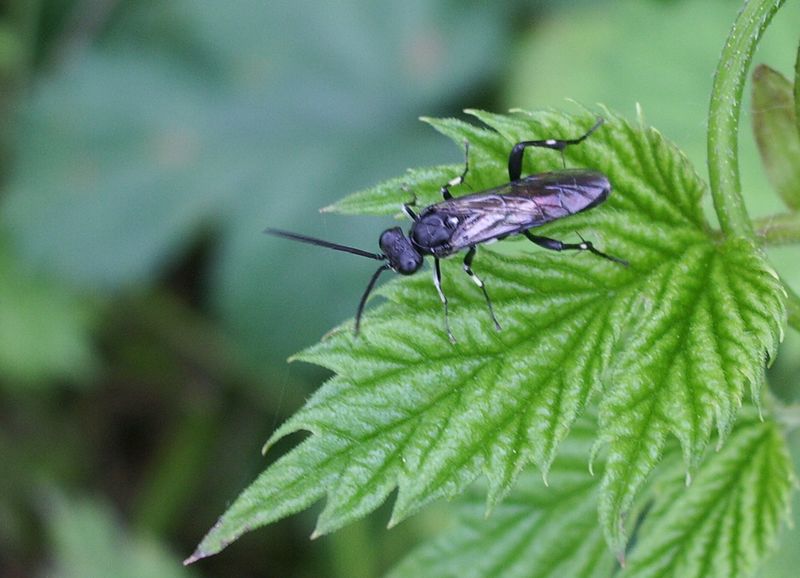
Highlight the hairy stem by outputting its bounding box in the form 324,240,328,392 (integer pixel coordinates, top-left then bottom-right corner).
707,0,787,238
754,212,800,245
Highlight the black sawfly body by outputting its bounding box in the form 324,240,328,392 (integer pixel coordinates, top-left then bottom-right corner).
266,117,626,343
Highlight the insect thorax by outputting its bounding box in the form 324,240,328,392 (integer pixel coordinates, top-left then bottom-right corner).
410,212,458,256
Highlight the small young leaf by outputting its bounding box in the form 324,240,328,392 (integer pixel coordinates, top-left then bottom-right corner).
188,109,787,561
620,408,794,578
751,64,800,209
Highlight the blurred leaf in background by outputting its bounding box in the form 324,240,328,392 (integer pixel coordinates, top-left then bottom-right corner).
0,243,96,387
44,493,197,578
751,64,800,211
0,0,515,369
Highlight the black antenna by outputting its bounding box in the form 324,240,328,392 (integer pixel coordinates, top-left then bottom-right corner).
355,264,391,335
264,228,385,261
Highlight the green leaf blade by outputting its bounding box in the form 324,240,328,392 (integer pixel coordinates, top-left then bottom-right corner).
387,420,616,578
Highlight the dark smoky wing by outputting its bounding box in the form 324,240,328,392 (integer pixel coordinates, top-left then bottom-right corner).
514,170,611,212
439,193,560,248
438,170,610,248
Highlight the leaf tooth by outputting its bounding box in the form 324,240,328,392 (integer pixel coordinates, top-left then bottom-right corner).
483,419,530,515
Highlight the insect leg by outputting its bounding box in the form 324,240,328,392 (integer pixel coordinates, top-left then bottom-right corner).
401,186,420,221
507,117,604,181
403,202,419,221
433,258,456,343
463,247,501,331
523,230,628,266
440,142,470,200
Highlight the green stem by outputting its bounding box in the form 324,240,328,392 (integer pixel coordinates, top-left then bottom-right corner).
707,0,787,238
754,212,800,245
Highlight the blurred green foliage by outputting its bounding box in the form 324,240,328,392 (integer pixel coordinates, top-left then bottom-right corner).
1,0,514,369
0,243,95,386
44,493,197,578
0,0,798,577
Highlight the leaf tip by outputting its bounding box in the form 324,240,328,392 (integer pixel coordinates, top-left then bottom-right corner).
635,102,645,127
462,107,478,115
764,265,781,281
597,102,613,119
588,439,603,477
182,550,204,566
262,431,280,454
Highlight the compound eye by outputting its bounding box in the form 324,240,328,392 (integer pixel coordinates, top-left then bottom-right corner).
397,253,422,275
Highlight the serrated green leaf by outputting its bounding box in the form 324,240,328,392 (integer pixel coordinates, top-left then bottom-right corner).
386,418,616,578
188,109,787,561
751,64,800,210
620,408,794,578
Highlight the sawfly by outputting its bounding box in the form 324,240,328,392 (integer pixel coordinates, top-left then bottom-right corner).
266,117,626,342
